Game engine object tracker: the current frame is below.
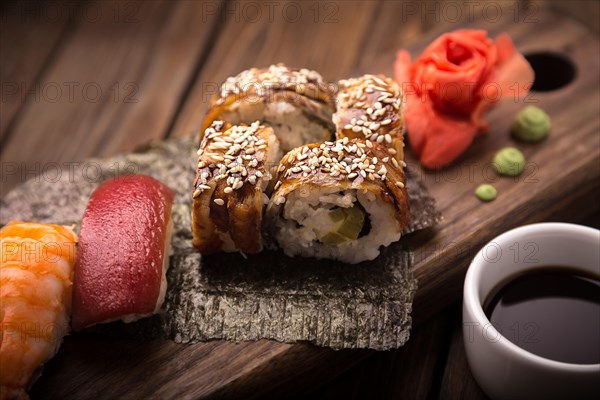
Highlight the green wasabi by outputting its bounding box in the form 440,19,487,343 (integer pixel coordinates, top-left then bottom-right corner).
512,106,550,142
493,147,525,176
475,184,497,202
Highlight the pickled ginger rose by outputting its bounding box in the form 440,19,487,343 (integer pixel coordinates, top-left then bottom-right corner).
395,30,534,168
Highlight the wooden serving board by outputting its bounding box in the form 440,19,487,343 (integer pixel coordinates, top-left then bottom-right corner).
2,2,598,399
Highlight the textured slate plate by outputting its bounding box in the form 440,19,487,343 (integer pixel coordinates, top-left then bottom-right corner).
0,135,440,350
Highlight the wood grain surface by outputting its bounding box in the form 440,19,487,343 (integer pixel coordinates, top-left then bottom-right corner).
2,1,599,399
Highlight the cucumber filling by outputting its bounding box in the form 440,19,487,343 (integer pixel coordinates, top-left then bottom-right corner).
319,205,367,245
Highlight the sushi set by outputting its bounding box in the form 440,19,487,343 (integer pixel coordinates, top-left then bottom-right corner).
2,9,599,399
1,64,440,398
192,69,410,263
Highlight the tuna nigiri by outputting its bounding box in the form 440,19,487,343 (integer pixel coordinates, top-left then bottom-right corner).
0,222,77,400
72,174,174,331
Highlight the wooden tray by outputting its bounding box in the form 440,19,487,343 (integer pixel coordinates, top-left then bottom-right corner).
8,5,598,400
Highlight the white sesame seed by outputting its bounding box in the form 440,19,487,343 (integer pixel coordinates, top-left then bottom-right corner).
224,187,233,194
214,198,225,206
211,142,230,150
192,189,201,198
381,119,392,126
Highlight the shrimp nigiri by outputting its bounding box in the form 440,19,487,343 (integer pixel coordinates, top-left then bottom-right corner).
0,222,77,400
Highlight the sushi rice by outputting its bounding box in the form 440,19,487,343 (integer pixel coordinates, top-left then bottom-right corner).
272,187,401,264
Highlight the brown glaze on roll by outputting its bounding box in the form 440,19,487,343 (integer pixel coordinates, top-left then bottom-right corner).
334,74,405,165
201,64,336,152
265,138,409,263
269,138,409,228
214,64,335,108
192,121,280,254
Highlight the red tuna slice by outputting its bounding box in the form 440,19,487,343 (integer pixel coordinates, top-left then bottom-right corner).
72,174,174,331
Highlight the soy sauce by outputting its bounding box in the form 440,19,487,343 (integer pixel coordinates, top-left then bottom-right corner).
483,267,600,364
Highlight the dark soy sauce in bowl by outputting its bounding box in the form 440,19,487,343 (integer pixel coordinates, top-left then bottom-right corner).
483,267,600,365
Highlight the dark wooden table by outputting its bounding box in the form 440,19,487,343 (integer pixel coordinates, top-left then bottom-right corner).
2,1,599,399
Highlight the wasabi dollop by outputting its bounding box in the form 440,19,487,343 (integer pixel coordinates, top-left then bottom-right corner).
475,184,497,202
512,106,550,142
493,147,525,176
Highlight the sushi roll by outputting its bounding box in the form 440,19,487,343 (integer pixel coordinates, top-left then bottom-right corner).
72,174,174,331
0,222,77,399
202,64,336,152
192,120,280,254
334,74,405,165
265,138,409,264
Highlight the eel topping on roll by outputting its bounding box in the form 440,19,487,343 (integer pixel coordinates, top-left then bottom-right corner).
202,64,336,152
265,137,409,264
192,120,280,254
334,74,405,165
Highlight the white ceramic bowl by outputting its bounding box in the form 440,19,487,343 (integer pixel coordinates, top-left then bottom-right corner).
463,223,600,400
